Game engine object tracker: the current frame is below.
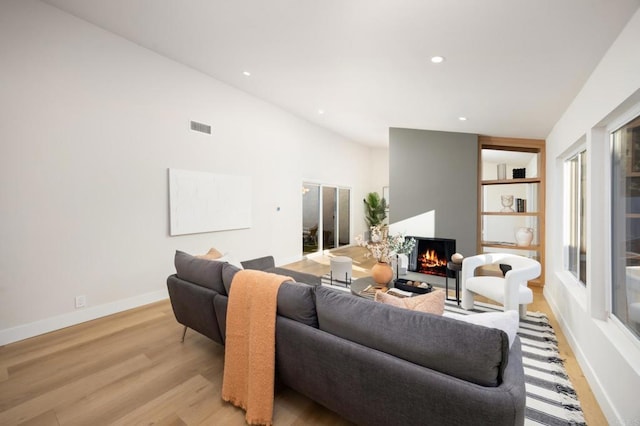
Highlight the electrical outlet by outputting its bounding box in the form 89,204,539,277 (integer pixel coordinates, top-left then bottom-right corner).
75,295,86,309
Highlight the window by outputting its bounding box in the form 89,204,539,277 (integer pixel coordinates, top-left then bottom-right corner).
611,114,640,339
302,183,350,255
564,150,587,286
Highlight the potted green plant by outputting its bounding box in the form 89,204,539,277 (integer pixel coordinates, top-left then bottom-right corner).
363,191,387,228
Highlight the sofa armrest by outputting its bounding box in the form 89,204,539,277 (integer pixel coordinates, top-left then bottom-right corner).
167,275,224,345
269,267,321,286
241,255,276,270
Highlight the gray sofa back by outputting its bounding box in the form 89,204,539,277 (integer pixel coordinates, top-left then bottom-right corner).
314,286,509,387
276,315,525,426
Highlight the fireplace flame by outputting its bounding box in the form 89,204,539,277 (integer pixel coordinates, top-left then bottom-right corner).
418,249,447,269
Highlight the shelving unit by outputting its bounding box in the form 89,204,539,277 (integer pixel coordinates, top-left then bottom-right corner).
477,136,546,286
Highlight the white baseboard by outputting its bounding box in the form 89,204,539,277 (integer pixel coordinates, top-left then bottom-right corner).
0,289,169,346
543,286,619,425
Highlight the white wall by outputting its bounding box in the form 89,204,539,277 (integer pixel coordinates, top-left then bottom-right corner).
0,0,375,344
545,8,640,425
370,147,390,198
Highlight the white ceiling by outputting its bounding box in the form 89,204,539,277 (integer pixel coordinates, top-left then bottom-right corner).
43,0,640,147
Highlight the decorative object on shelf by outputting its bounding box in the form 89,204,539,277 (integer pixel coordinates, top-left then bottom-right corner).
497,163,507,180
371,261,394,287
515,198,527,212
500,195,515,212
512,168,526,178
515,227,534,247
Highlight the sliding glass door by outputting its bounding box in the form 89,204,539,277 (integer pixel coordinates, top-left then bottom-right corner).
338,188,350,247
302,183,350,255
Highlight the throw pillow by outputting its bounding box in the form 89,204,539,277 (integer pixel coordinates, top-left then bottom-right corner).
444,310,519,348
499,263,512,276
196,247,223,260
375,289,445,315
216,253,244,270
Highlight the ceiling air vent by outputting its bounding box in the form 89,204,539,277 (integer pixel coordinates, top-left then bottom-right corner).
190,120,212,135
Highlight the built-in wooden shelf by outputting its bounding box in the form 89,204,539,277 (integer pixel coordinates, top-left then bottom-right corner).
481,212,539,216
478,136,546,286
481,178,541,185
481,241,541,250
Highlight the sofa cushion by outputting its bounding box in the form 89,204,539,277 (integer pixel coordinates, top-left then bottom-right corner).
314,286,509,387
174,250,226,294
277,282,318,328
222,263,242,295
222,271,318,328
374,289,445,315
444,310,519,349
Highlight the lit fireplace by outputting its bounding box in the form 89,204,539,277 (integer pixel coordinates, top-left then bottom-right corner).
408,237,456,278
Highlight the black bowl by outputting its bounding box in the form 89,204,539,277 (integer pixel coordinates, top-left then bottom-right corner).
393,279,433,294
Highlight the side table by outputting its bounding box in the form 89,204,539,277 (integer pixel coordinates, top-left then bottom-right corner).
446,261,462,305
350,276,387,300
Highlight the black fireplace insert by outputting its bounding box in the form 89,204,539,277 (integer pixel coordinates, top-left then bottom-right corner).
407,237,456,278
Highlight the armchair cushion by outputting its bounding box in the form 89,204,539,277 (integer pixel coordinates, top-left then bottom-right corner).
465,276,533,305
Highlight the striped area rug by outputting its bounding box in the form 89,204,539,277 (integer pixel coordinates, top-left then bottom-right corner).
320,276,586,426
320,275,352,292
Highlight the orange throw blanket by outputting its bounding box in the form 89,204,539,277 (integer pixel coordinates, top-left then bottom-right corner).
221,270,291,425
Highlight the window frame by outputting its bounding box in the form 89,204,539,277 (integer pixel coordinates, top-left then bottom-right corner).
609,109,640,342
562,141,588,287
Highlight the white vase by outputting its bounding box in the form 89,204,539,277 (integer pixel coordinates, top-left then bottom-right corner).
515,227,534,247
497,163,507,180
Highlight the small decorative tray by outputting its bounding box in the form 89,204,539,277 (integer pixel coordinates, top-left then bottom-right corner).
393,279,433,294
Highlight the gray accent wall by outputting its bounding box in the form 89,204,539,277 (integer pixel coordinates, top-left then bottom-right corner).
389,128,478,257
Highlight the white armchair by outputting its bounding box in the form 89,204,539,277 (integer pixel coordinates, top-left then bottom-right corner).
461,253,541,318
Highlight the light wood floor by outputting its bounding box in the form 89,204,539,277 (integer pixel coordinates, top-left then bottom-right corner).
0,246,606,425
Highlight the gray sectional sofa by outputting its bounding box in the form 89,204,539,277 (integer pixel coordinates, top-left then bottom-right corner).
166,251,526,425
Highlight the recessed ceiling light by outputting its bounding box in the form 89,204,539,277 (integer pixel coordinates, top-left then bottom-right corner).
242,71,251,76
318,109,325,115
458,116,467,121
431,56,445,63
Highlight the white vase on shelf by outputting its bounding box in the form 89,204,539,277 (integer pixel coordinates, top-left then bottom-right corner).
515,227,534,247
497,163,507,180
